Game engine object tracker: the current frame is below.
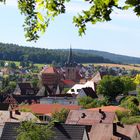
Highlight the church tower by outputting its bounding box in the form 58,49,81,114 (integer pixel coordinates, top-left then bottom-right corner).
65,46,77,81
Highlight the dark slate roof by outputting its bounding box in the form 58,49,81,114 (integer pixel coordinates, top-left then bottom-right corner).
12,95,43,104
1,122,19,140
18,83,35,95
1,122,87,140
52,123,86,140
82,87,98,98
0,103,9,110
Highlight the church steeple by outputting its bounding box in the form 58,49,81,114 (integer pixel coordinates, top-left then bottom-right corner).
65,45,77,67
67,45,72,64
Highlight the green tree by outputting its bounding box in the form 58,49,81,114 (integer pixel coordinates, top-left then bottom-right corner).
120,96,139,115
17,120,54,140
134,74,140,85
0,0,140,41
52,108,70,123
77,96,108,109
31,78,39,88
97,76,124,101
121,76,136,95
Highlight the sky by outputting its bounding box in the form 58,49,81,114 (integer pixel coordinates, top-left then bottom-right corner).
0,0,140,57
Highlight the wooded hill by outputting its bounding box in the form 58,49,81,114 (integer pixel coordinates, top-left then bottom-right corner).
0,43,113,64
0,42,139,64
72,49,140,64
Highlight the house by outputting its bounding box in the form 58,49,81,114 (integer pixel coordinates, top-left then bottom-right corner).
13,83,38,95
12,95,42,104
0,122,89,140
77,87,98,99
67,84,84,94
19,104,81,122
91,71,102,84
0,110,39,124
3,95,17,109
0,110,39,138
67,80,97,95
40,94,77,105
65,109,118,125
89,123,140,140
0,103,10,111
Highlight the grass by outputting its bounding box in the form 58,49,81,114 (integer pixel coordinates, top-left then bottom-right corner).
93,63,140,71
4,60,46,68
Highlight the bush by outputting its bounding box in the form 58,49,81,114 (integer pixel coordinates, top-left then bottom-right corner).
116,110,130,121
51,108,70,123
121,116,140,124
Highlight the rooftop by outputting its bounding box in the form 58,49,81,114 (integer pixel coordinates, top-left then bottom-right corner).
65,110,117,125
0,122,87,140
19,104,81,116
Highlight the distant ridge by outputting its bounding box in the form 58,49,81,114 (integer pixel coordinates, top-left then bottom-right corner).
0,42,140,64
64,49,140,64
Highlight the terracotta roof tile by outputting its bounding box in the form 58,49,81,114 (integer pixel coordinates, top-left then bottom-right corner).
42,67,58,74
62,79,75,86
65,110,116,125
20,104,81,116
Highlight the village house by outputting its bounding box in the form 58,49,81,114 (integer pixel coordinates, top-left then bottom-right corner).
13,83,38,95
0,122,89,140
19,103,81,122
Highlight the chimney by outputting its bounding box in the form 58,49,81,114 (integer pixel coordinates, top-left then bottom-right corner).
15,110,21,115
113,123,117,135
10,110,13,118
99,109,106,120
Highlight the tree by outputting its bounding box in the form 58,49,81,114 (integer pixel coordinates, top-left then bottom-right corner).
51,108,70,123
17,120,54,140
97,76,124,101
120,96,139,115
0,0,140,41
77,96,109,109
134,74,140,85
121,76,136,95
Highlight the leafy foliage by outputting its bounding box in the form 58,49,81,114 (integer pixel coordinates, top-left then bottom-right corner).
97,75,124,101
120,96,139,115
77,96,108,109
134,74,140,85
17,120,54,140
121,76,136,95
51,108,70,123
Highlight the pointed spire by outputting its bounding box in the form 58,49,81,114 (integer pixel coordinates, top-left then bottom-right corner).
67,45,72,64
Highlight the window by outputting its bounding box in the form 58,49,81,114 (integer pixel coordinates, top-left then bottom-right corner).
71,89,74,92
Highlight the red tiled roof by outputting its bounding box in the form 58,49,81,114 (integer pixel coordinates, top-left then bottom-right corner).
42,67,58,74
65,110,116,125
62,80,75,85
87,106,126,112
20,104,81,116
